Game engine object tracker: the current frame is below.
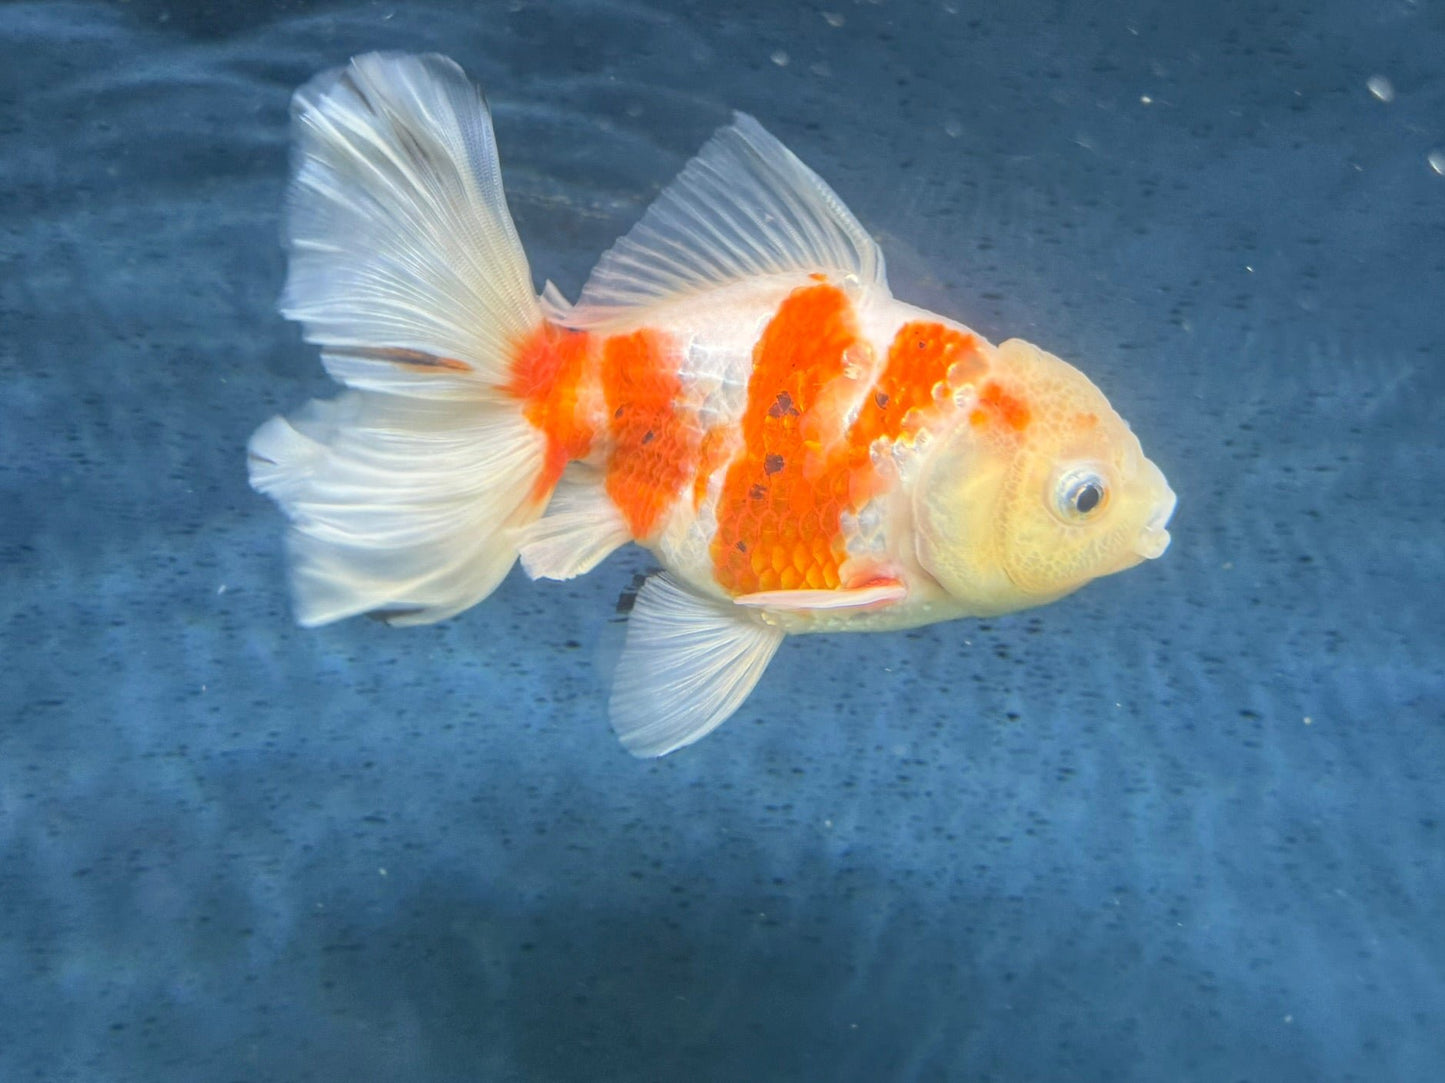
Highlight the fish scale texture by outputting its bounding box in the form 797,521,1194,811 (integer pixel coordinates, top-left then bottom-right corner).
713,282,857,593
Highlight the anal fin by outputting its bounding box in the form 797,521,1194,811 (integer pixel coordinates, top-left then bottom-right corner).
516,474,631,581
610,575,785,757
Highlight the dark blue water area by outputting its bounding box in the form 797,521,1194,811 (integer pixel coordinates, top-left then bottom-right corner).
2,0,1442,1079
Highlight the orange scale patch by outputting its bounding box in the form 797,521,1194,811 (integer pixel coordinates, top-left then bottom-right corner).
600,329,694,540
712,283,858,596
508,323,595,500
848,321,985,450
692,426,732,510
974,380,1032,431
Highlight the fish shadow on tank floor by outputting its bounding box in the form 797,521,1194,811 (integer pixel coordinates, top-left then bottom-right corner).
270,849,1329,1083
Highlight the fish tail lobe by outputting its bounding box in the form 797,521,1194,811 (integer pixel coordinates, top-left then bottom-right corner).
248,52,561,626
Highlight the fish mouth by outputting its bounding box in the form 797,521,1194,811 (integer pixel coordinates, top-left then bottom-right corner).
1133,482,1177,560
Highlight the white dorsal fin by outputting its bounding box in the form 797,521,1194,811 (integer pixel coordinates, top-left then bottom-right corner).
566,113,888,328
610,575,785,757
515,471,631,581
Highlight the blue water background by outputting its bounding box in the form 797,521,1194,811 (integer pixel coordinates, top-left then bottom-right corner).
3,1,1442,1079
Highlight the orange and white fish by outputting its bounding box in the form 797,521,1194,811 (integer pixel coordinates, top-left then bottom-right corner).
249,53,1176,757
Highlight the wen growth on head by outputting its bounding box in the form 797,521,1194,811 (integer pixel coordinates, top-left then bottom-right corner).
249,53,1176,756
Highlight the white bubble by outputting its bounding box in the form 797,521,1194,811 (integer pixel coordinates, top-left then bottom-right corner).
771,50,790,68
1366,75,1394,103
1429,150,1445,176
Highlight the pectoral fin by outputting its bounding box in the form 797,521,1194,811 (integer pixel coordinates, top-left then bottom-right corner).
733,580,906,611
609,575,785,757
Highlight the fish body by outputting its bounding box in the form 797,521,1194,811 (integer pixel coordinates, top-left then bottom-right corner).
249,53,1176,756
517,276,966,633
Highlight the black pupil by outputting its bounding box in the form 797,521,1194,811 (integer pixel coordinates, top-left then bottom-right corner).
1074,483,1101,514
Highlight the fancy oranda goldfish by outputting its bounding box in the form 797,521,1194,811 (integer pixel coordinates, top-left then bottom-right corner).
249,53,1177,757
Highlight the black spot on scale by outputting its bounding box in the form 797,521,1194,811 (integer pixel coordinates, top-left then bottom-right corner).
642,430,655,445
750,483,767,500
764,453,785,475
768,391,800,418
736,540,748,553
874,391,890,409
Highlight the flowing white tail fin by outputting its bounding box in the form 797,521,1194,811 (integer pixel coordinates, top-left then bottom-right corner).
248,52,548,625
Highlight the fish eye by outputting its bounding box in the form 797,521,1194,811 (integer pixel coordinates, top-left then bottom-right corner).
1052,466,1108,522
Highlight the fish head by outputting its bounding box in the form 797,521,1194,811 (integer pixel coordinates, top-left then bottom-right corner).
913,337,1175,615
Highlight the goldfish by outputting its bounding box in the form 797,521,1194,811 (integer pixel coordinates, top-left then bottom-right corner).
248,53,1176,757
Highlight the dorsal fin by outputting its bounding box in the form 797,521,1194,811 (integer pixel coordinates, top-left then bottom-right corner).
565,113,888,328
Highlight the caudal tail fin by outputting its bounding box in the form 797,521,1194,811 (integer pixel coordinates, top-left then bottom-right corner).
248,52,550,626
